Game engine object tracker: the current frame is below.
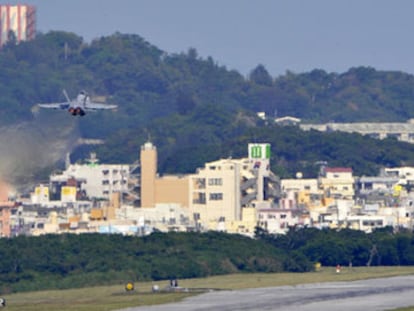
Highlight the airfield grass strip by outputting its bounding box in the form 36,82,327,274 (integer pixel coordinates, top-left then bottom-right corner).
3,266,414,311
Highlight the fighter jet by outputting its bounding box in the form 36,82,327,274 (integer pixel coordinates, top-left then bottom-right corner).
37,90,117,116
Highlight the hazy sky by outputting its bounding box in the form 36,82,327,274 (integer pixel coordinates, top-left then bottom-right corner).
6,0,414,77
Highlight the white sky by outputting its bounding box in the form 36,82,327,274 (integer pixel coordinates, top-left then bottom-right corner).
4,0,414,77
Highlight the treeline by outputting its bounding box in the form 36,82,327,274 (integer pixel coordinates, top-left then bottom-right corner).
2,31,414,181
4,32,413,127
1,228,414,293
0,232,290,293
257,226,414,268
96,118,414,178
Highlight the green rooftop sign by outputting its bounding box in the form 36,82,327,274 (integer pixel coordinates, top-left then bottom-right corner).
249,144,270,159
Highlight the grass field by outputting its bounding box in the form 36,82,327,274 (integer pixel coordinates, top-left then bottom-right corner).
3,266,414,311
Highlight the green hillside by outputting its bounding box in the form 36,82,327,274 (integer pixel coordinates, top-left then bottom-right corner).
1,31,414,183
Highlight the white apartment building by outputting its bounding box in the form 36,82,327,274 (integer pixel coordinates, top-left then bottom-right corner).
384,167,414,181
281,178,319,192
50,161,129,200
300,120,414,144
257,208,307,234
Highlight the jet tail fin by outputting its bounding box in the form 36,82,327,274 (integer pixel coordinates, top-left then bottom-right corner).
62,89,71,103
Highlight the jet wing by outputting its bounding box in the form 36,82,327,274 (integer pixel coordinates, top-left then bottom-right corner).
38,102,70,110
85,101,118,111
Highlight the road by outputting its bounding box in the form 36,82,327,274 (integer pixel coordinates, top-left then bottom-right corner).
118,275,414,311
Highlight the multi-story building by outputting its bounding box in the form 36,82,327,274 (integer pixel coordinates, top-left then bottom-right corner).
189,158,248,225
257,207,307,234
139,142,190,208
281,178,320,208
189,143,280,230
0,202,14,237
50,154,129,200
319,167,355,199
137,142,280,234
0,4,36,46
383,167,414,181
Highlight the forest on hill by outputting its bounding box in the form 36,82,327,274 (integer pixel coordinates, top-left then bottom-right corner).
1,31,414,182
1,228,413,293
3,32,414,293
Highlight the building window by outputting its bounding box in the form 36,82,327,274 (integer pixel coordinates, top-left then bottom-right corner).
193,192,206,204
208,178,222,186
209,193,223,200
194,178,206,189
364,182,373,190
102,180,110,185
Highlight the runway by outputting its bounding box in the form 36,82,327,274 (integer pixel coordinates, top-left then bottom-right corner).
118,275,414,311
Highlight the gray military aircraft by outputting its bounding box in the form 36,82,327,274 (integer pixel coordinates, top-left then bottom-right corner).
37,90,117,116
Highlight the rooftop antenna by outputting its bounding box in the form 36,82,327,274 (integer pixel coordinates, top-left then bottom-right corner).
65,152,71,169
144,128,152,143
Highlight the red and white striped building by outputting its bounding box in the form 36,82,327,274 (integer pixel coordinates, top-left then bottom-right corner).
0,4,36,46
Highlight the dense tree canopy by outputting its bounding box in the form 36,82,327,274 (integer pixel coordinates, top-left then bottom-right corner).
1,31,414,181
1,228,414,292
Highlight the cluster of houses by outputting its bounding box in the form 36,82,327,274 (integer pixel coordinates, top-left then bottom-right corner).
0,141,412,238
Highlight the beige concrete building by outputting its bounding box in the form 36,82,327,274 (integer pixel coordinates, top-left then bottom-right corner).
140,141,190,209
281,178,319,193
138,142,280,234
189,158,246,225
188,143,279,230
155,175,189,208
319,167,355,199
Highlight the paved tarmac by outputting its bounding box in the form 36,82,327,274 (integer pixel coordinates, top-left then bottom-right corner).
118,275,414,311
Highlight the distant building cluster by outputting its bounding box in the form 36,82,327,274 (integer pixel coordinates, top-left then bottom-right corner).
0,4,36,47
0,140,412,238
300,119,414,144
260,112,414,145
